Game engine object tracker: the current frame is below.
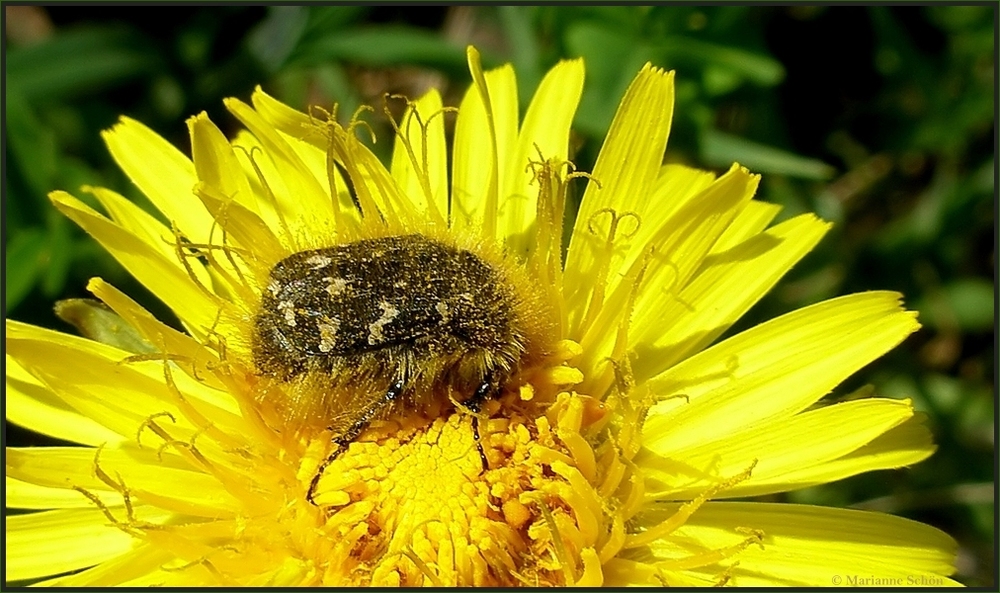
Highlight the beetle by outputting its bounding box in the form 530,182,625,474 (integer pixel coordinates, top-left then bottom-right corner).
251,234,551,503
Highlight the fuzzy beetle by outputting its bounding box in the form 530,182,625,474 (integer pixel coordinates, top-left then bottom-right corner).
252,234,552,503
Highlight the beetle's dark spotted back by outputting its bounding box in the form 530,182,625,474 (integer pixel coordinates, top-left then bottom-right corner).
253,234,518,381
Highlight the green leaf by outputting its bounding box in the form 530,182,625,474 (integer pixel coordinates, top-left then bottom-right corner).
656,36,785,87
290,26,467,73
499,6,543,104
915,279,994,332
701,129,836,180
702,65,744,96
247,6,311,74
302,6,369,37
41,215,73,298
564,22,652,137
6,27,158,100
4,90,58,199
5,229,46,312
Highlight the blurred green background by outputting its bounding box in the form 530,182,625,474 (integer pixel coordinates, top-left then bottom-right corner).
4,6,994,586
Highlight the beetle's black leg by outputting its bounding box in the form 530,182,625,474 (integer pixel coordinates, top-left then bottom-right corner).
464,379,493,471
307,379,405,505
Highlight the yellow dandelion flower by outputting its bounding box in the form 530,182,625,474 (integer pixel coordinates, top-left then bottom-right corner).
6,47,959,587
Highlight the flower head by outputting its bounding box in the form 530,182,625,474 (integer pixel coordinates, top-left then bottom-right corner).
6,47,959,586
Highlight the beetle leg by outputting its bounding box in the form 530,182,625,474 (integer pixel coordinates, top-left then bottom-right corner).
464,379,494,472
307,379,405,505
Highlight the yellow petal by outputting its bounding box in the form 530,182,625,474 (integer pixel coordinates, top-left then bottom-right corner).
49,191,219,337
564,64,674,325
452,51,517,236
35,544,174,586
575,165,759,384
643,502,958,587
644,292,920,452
628,165,758,331
640,398,922,499
569,164,716,349
188,112,257,216
6,322,203,441
81,185,214,291
620,163,719,270
5,351,124,447
5,475,120,510
247,88,362,236
82,186,173,260
192,181,284,266
602,557,661,586
502,58,584,255
573,64,675,223
711,199,783,252
101,116,212,245
85,278,234,400
632,213,831,381
247,85,322,144
186,136,281,298
224,97,335,241
7,447,239,517
763,414,936,493
390,89,448,224
5,508,137,582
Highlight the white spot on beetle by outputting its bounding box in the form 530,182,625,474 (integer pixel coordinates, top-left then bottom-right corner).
324,276,350,297
278,299,296,327
368,301,399,345
317,317,341,353
305,255,332,269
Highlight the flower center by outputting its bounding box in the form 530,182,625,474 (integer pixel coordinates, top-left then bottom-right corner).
299,362,611,585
